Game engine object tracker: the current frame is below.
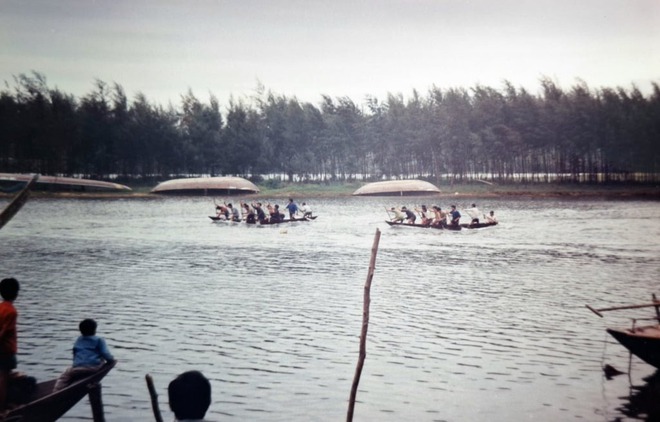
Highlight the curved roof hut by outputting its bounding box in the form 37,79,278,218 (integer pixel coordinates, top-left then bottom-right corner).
0,173,131,192
151,176,259,195
352,179,440,196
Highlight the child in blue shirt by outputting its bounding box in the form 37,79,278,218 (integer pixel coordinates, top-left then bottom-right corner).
54,319,115,391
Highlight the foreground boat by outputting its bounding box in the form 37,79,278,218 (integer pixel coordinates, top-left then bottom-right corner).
588,295,660,369
606,325,660,369
385,221,461,231
2,361,116,422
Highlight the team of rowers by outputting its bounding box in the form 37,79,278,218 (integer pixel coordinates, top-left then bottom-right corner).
389,203,498,227
215,198,313,223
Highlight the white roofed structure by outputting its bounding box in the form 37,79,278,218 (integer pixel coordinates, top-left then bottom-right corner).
151,176,259,195
352,179,440,196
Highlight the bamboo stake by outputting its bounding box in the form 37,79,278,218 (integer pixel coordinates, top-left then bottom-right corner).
145,374,164,422
88,383,105,422
347,228,381,422
586,301,660,318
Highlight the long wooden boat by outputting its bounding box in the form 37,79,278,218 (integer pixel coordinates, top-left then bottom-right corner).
2,361,116,422
460,221,498,229
606,325,660,369
209,216,318,224
587,296,660,369
385,221,461,231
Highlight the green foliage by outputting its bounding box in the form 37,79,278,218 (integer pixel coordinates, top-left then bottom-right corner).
0,72,659,184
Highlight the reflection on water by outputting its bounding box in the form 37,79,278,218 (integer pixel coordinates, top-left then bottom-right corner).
0,196,658,421
616,371,660,421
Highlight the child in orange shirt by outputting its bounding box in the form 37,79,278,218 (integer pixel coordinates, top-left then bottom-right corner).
0,277,19,409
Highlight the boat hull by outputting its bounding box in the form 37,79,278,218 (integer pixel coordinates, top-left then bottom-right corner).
460,222,498,229
385,221,461,231
209,216,317,224
607,325,660,369
3,361,116,422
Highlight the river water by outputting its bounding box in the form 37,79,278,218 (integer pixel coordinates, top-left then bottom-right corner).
0,195,658,421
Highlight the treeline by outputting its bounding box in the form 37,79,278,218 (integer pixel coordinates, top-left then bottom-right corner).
1,71,659,184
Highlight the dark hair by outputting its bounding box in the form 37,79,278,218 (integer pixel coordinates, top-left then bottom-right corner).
0,278,19,301
168,370,211,419
79,319,97,336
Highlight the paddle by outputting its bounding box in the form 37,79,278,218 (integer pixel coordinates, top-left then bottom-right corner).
0,174,39,230
586,301,660,318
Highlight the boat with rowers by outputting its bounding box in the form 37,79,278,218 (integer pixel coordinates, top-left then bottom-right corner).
385,220,497,231
385,221,462,231
587,295,660,369
210,215,317,225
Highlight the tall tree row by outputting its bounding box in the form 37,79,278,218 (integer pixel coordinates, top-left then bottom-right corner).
1,71,659,184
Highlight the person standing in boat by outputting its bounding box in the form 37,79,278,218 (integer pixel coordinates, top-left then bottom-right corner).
0,277,19,409
53,318,115,391
402,206,417,224
465,203,480,225
286,198,299,220
449,205,461,227
485,210,498,224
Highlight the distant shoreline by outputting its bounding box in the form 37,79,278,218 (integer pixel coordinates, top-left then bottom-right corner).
3,183,659,200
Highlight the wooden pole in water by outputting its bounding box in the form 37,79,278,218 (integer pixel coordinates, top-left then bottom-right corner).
88,383,105,422
146,374,164,422
347,228,381,422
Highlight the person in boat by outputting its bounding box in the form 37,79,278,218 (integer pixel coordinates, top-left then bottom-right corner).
215,205,229,220
299,202,313,218
227,203,241,222
485,210,498,224
464,203,480,225
252,202,268,223
285,198,299,220
270,204,284,223
0,277,19,409
415,205,431,226
390,207,405,223
449,205,461,227
401,206,417,224
168,370,211,422
241,201,256,224
430,206,447,228
54,318,115,391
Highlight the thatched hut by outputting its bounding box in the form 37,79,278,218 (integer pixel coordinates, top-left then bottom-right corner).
151,176,259,195
352,180,440,196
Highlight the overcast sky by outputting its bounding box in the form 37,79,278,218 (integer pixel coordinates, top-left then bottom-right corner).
1,0,658,107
